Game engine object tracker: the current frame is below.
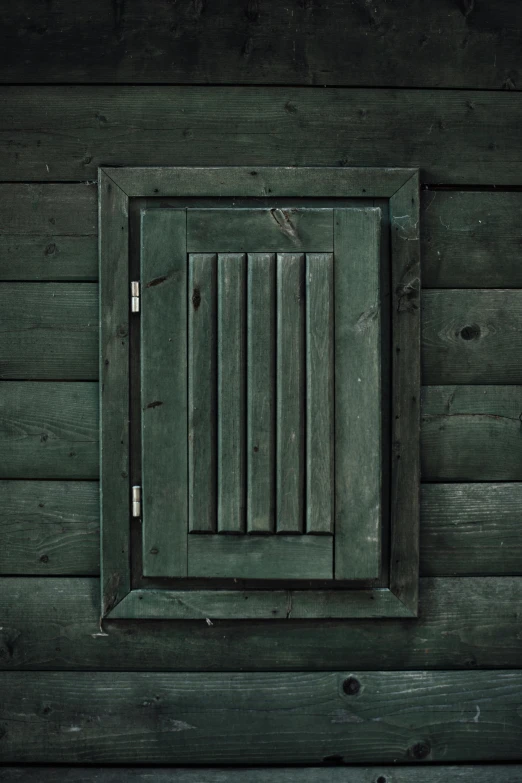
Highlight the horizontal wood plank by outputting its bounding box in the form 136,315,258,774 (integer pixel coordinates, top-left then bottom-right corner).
188,534,333,580
4,480,520,578
2,188,520,288
0,184,97,282
1,577,521,670
187,209,333,252
0,283,98,379
421,483,522,577
6,285,522,384
421,386,522,480
0,481,99,575
0,768,519,783
422,191,522,289
1,88,521,183
3,383,521,484
1,669,521,763
422,290,522,384
1,0,521,90
0,383,98,479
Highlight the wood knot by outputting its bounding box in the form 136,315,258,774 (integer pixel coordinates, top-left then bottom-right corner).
192,288,202,310
409,741,431,760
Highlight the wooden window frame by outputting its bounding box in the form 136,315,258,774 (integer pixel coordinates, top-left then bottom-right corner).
100,166,420,621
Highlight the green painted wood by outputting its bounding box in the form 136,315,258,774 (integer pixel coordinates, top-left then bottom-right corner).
105,166,415,199
0,184,97,281
421,483,522,577
422,191,522,289
421,386,522,481
188,253,217,533
334,209,381,580
0,382,98,479
306,253,334,534
140,209,188,578
4,384,519,486
422,290,522,385
0,481,99,575
187,209,333,252
247,253,276,534
188,534,333,581
1,767,520,783
0,283,98,379
4,481,519,579
4,188,519,288
3,481,520,579
2,670,522,763
389,173,421,614
110,585,410,621
99,170,131,616
217,253,246,534
3,90,521,184
2,1,522,90
2,577,521,670
276,252,305,534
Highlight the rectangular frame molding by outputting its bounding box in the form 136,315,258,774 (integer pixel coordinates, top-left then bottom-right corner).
100,166,420,621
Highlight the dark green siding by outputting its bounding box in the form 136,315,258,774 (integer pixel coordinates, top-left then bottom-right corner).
1,3,522,776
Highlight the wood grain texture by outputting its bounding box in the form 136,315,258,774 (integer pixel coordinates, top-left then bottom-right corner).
187,209,333,252
217,253,246,533
99,170,131,616
0,184,97,282
421,483,522,577
334,209,381,580
389,174,421,613
3,188,520,288
422,290,522,385
422,191,522,289
0,283,98,379
3,481,521,578
1,0,521,90
1,670,522,763
188,254,217,533
276,252,305,534
110,585,409,621
2,89,521,184
306,253,334,534
0,481,99,575
0,382,98,479
17,287,522,386
1,767,521,783
2,577,521,670
188,534,332,580
140,209,188,578
247,253,276,534
421,386,522,481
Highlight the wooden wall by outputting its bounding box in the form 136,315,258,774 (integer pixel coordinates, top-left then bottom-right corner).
1,1,522,778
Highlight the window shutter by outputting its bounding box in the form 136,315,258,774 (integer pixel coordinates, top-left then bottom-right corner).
100,166,420,620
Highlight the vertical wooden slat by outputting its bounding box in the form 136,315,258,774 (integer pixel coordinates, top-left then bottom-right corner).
276,252,305,534
141,209,188,577
218,253,246,533
99,171,130,615
334,208,381,580
247,253,276,534
188,253,217,532
306,253,334,534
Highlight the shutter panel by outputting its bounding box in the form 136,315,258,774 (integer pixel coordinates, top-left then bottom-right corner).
138,207,382,582
140,209,188,578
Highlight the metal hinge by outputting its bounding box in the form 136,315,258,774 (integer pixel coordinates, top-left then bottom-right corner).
132,485,142,518
131,281,140,313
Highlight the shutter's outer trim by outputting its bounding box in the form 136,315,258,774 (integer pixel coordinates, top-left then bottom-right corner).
99,166,420,621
